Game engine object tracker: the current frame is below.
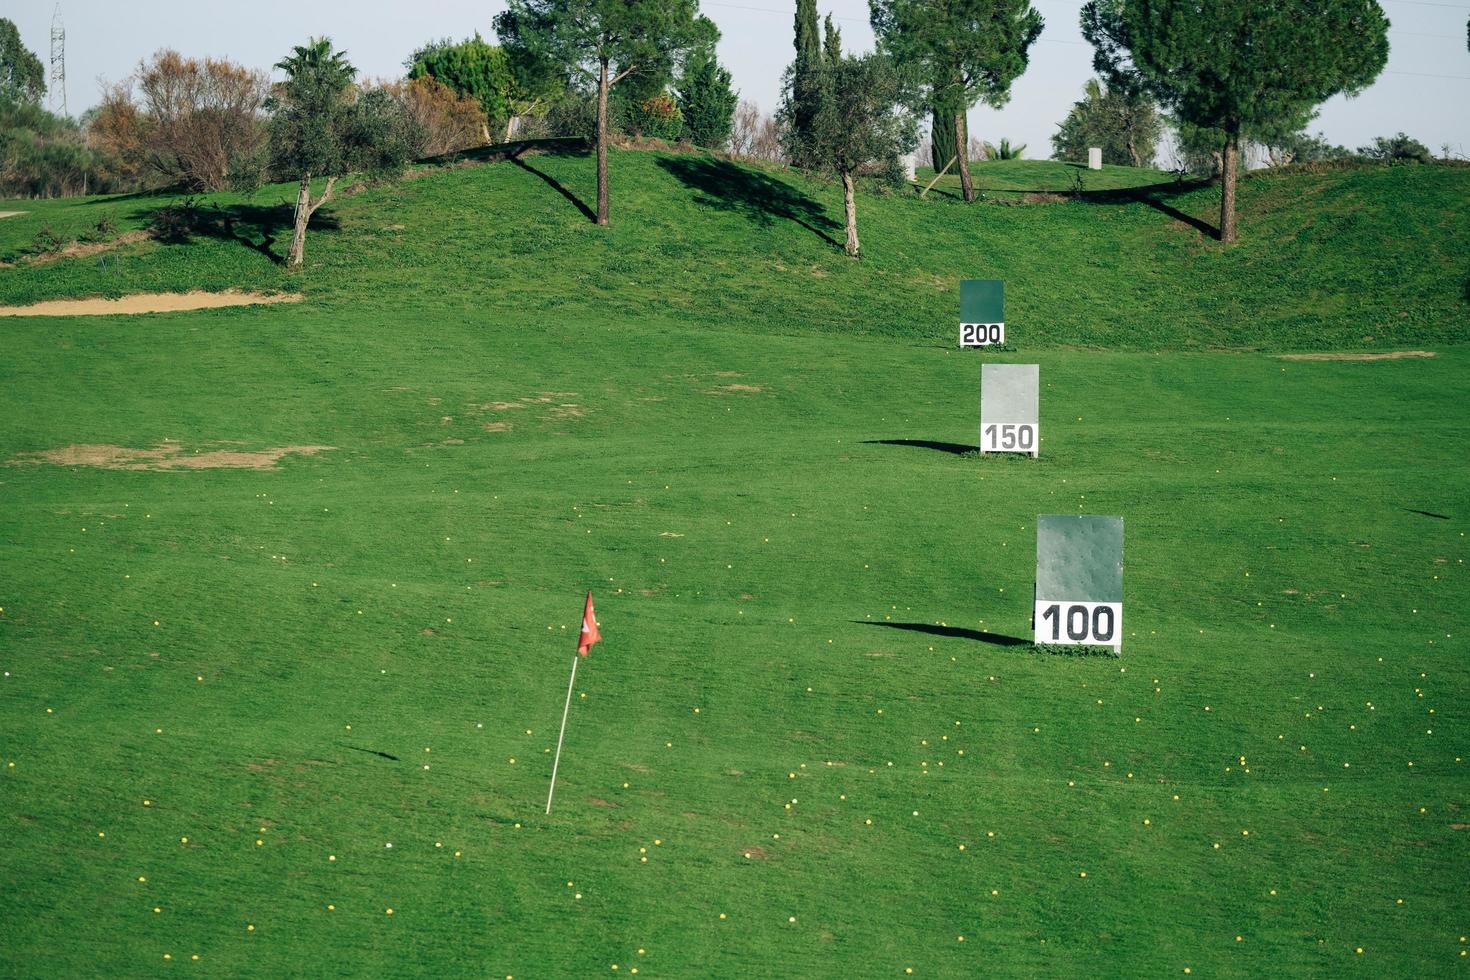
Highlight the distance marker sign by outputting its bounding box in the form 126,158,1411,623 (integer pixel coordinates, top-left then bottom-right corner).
1034,515,1123,653
960,279,1004,347
980,363,1038,456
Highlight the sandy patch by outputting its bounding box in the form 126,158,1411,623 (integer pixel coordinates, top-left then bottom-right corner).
0,290,304,317
0,211,25,219
10,442,333,471
482,421,512,432
710,383,765,394
1274,351,1436,362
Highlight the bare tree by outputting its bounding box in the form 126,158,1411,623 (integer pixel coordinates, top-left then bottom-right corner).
729,99,786,163
133,50,270,191
375,76,487,157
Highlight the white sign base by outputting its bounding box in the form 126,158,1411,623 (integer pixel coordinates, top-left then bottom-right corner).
1034,600,1122,653
960,322,1005,347
981,421,1037,457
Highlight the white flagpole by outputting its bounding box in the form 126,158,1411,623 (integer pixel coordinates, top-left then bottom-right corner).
546,655,581,815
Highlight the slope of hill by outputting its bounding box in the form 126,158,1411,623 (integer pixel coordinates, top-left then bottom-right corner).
2,151,1466,351
0,150,1467,977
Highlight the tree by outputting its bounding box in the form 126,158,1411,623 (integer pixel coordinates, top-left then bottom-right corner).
1078,1,1163,169
1,18,45,105
1050,78,1160,166
781,52,916,257
268,38,416,267
929,103,957,172
788,0,822,160
132,50,271,191
270,39,357,267
1257,128,1350,167
496,0,716,226
870,0,1043,203
407,35,553,142
382,76,488,157
729,99,785,162
675,48,737,149
1120,0,1388,243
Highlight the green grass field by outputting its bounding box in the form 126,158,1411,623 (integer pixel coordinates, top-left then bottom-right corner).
2,150,1468,976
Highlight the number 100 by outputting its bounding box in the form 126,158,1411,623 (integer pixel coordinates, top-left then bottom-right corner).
1035,601,1121,650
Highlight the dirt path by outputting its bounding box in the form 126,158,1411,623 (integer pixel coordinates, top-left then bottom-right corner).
0,290,304,317
1274,351,1436,362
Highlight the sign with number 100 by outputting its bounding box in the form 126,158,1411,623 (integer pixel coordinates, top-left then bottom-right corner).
1034,515,1124,653
1034,600,1121,647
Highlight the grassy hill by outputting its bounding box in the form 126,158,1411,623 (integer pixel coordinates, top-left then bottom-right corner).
1,150,1468,976
3,151,1467,350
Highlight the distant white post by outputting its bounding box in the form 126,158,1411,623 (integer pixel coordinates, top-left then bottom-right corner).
1088,147,1103,170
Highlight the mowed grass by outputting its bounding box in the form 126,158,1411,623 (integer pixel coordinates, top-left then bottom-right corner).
1,151,1468,975
1,302,1467,975
3,151,1467,351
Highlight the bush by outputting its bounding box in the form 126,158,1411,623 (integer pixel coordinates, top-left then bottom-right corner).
30,225,64,253
628,94,683,142
1358,132,1433,165
148,198,204,243
380,76,487,157
0,96,127,197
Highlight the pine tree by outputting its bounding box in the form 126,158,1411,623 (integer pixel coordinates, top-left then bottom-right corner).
1119,0,1388,243
676,48,738,149
870,0,1043,203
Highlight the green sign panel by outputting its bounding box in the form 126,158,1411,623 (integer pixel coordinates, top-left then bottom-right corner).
1034,515,1124,652
960,280,1004,347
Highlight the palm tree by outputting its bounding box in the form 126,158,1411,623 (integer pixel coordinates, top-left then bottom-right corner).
981,137,1027,160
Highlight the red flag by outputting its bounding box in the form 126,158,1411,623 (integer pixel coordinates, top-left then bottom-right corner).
578,591,601,656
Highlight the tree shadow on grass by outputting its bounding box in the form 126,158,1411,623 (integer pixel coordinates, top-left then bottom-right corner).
857,621,1030,647
655,156,841,248
862,438,974,455
511,155,596,222
132,200,340,265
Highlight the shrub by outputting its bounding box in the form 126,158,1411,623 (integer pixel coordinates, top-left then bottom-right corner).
1358,132,1433,165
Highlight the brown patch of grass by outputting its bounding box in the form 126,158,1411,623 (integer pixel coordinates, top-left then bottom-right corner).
9,442,333,471
1021,192,1067,204
1274,351,1436,361
740,845,773,860
710,384,765,394
482,421,512,432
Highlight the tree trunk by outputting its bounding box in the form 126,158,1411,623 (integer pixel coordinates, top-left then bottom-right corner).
1219,133,1239,244
842,171,859,258
955,112,975,204
287,174,311,268
596,57,611,226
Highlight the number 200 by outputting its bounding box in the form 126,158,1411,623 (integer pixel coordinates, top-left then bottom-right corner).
960,323,1004,346
1040,603,1116,643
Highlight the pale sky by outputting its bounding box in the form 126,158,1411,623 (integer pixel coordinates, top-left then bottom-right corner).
11,0,1470,162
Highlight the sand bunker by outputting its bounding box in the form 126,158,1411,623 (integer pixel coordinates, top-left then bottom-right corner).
1275,351,1436,362
10,443,333,471
0,290,303,317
